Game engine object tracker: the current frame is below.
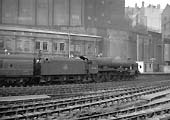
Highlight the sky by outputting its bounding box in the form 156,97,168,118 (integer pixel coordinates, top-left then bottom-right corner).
125,0,170,9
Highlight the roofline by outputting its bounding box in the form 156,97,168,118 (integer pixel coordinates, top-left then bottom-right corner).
162,4,170,13
0,25,102,39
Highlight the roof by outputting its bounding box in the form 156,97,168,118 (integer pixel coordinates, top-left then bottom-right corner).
162,4,170,16
0,25,102,39
0,54,34,60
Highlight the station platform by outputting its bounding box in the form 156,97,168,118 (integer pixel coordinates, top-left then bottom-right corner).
138,72,170,81
141,72,170,75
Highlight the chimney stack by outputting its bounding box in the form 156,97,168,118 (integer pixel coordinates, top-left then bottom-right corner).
157,4,160,9
142,1,144,7
135,3,138,8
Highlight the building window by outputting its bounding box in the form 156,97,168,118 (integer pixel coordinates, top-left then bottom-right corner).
54,43,57,51
70,44,74,52
0,39,4,49
60,43,65,51
75,44,81,52
164,17,167,21
149,64,152,68
16,40,22,51
43,42,48,51
35,41,40,50
164,24,167,30
24,41,30,52
88,44,92,51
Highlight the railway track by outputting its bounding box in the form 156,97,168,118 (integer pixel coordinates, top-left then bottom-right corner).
1,82,170,120
76,91,170,120
78,98,170,120
0,85,165,111
1,79,169,97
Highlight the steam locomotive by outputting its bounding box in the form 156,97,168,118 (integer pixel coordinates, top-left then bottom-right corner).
0,54,139,86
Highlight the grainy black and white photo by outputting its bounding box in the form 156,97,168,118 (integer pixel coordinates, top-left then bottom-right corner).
0,0,170,119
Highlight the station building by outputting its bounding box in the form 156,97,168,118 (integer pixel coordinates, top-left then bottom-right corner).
125,2,163,72
0,25,101,58
0,0,134,60
162,5,170,63
0,0,103,58
162,4,170,72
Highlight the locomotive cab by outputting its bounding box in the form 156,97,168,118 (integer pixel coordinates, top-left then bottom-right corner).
79,56,98,74
79,56,98,82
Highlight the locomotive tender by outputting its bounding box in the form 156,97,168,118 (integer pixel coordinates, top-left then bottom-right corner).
0,54,139,86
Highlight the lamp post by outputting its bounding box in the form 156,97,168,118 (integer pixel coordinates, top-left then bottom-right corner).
68,31,71,58
150,58,156,72
137,34,139,61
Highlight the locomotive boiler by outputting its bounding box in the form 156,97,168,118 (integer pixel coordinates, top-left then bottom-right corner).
91,57,139,82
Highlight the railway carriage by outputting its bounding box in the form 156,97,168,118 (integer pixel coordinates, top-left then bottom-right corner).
0,55,35,86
